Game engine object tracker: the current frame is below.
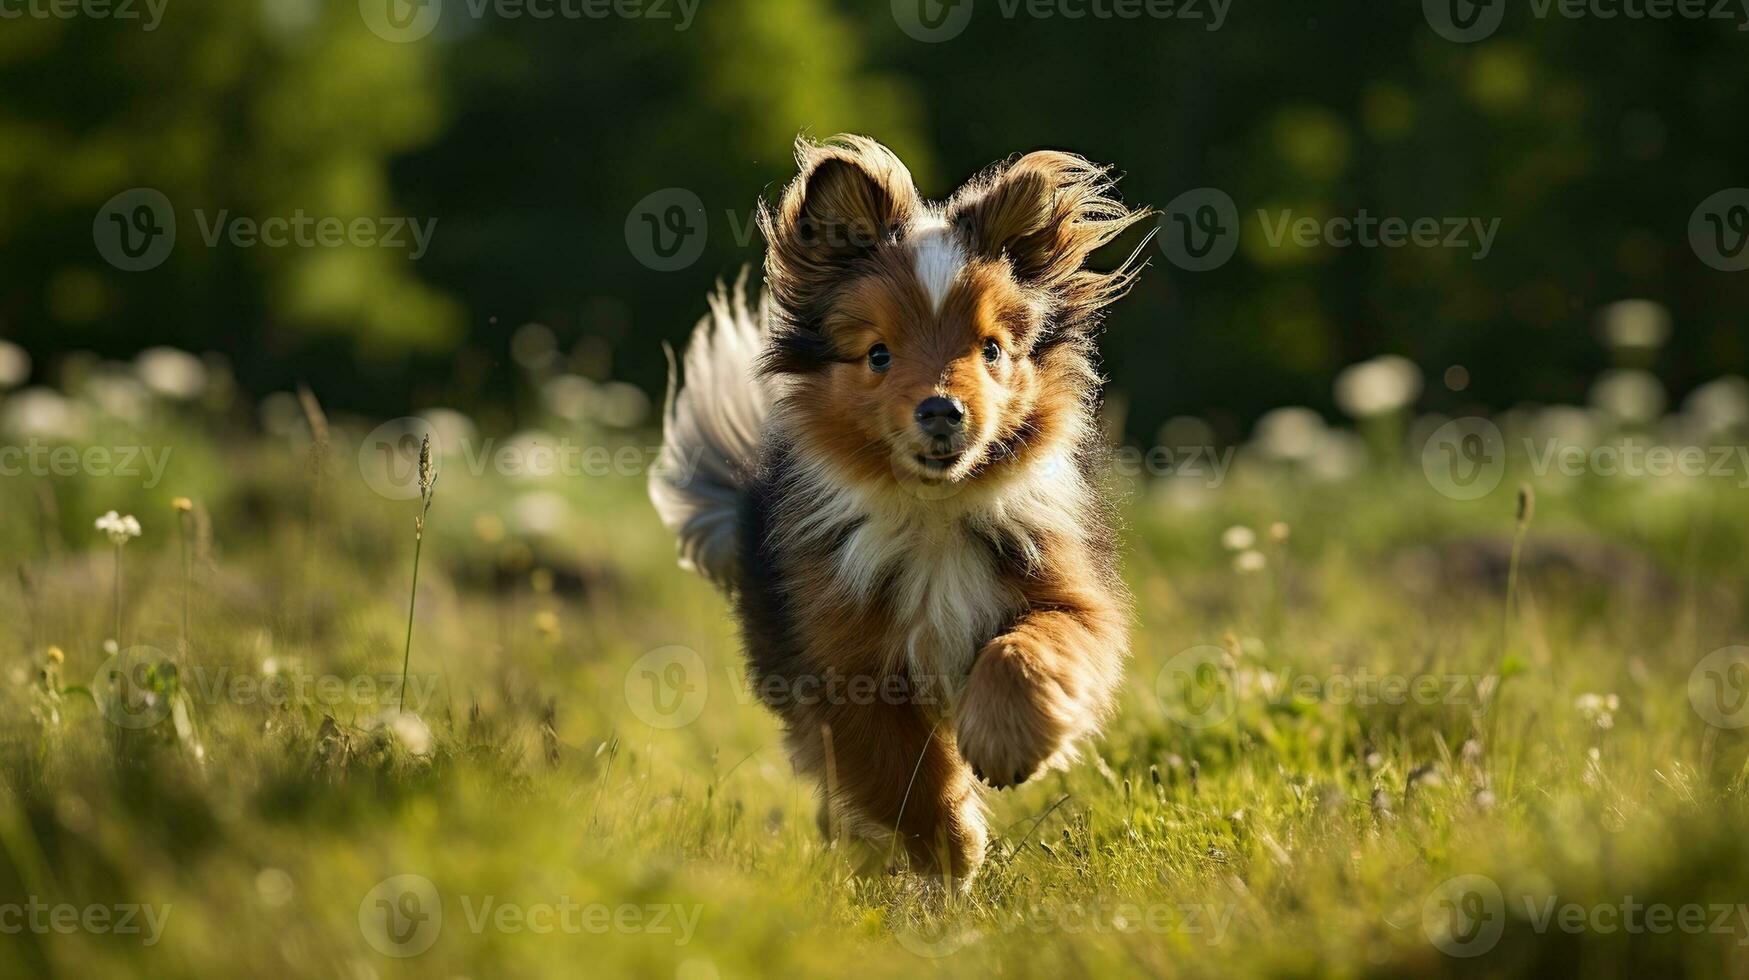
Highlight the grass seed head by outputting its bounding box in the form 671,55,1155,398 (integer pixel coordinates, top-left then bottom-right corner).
417,434,437,509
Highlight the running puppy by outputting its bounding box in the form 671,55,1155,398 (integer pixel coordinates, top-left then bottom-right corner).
650,135,1150,889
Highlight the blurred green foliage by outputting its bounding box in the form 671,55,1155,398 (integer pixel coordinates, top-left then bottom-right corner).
1,0,1746,438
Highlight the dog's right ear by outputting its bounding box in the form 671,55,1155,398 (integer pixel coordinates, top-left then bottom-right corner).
760,135,920,328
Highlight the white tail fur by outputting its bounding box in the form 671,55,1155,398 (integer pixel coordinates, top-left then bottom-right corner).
648,272,772,590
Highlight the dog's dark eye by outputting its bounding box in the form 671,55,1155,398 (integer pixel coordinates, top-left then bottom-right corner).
982,338,1003,364
868,343,892,373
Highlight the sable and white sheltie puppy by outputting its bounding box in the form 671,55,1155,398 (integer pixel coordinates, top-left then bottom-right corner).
650,135,1151,890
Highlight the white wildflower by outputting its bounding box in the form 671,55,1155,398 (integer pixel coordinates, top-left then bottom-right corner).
1590,370,1666,425
1234,550,1268,574
1221,525,1257,552
135,347,208,401
1574,692,1620,729
386,712,433,757
95,511,142,545
0,340,29,389
1684,376,1749,436
1334,355,1423,418
1596,299,1671,351
1252,407,1327,462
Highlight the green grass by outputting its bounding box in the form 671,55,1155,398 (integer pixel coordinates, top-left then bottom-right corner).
3,405,1749,979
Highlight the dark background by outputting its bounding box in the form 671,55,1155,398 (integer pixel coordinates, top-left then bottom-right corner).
2,0,1745,441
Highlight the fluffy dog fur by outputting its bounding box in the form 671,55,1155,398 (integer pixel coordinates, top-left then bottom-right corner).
650,135,1151,890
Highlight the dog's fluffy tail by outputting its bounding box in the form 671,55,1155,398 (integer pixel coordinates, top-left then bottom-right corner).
649,271,772,591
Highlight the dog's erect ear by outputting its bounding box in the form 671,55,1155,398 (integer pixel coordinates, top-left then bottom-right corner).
948,151,1153,336
761,135,920,319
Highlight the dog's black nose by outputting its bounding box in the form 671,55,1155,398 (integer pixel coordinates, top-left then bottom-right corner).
914,396,965,438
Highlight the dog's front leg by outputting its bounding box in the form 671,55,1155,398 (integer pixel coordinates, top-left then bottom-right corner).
955,574,1127,789
790,695,987,891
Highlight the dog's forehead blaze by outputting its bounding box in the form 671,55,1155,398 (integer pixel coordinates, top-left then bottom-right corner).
828,248,1032,359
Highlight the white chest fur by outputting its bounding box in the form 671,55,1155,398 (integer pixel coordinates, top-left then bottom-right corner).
833,509,1012,694
775,442,1087,702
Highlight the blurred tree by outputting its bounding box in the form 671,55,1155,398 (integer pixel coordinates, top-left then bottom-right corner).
1,0,1746,437
0,0,460,376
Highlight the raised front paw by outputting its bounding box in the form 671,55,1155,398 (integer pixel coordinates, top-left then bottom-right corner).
955,635,1074,789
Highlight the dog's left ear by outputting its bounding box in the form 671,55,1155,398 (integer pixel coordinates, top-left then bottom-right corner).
948,151,1153,335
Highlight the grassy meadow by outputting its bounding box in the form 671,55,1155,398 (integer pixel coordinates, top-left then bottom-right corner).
3,365,1749,979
